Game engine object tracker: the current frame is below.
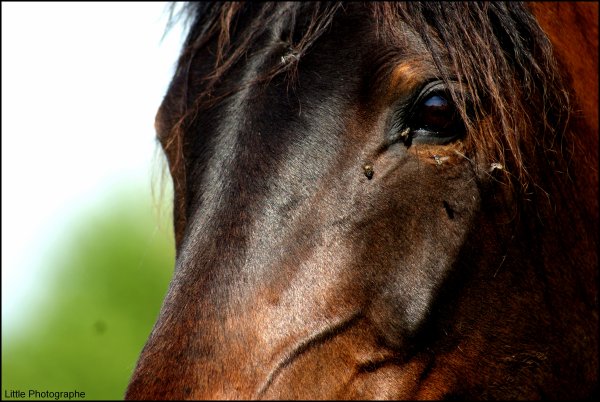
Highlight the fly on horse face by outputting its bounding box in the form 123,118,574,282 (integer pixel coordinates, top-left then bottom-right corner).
127,2,598,399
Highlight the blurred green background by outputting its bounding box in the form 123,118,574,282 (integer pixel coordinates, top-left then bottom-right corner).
2,2,185,400
2,183,175,400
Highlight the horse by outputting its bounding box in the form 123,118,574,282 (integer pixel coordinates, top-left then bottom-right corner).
126,2,598,399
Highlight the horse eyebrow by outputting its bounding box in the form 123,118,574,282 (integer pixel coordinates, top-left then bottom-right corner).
385,60,440,100
389,62,429,92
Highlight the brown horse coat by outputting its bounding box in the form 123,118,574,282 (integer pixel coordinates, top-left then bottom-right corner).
126,2,598,399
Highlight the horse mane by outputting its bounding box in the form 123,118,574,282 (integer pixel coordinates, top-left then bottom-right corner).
162,2,571,210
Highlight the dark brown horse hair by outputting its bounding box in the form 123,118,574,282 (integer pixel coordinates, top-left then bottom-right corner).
161,2,571,214
127,4,596,398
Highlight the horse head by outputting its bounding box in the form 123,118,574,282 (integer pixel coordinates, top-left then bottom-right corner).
126,3,597,399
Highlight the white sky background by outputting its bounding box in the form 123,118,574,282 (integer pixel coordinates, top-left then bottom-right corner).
1,2,186,331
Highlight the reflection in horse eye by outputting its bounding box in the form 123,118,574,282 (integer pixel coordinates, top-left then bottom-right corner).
418,94,455,132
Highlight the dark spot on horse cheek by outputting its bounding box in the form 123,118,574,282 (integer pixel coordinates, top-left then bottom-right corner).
443,200,455,219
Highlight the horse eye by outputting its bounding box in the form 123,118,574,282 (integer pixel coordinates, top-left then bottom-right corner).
419,95,452,130
409,93,464,145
